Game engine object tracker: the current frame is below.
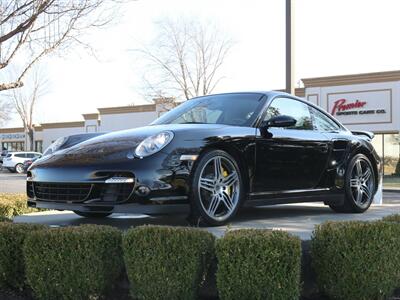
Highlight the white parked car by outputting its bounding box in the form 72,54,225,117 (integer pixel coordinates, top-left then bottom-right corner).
2,152,42,174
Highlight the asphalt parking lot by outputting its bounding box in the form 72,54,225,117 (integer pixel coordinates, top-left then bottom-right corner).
0,168,26,193
2,169,400,240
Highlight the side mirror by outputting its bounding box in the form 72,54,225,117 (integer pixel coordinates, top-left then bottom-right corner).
263,115,297,128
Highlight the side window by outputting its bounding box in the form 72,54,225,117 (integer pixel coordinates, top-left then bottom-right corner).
264,98,313,130
26,153,35,158
311,107,340,132
15,153,26,158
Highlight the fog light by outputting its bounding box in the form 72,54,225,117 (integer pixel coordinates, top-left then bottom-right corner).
337,167,345,177
135,185,151,196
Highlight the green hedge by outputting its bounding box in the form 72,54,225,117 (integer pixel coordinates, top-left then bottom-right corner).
24,224,123,300
123,225,215,300
0,223,46,290
0,216,11,222
382,214,400,222
311,221,400,300
216,229,301,300
0,194,41,218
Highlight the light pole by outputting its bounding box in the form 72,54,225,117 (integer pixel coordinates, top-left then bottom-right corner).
286,0,295,95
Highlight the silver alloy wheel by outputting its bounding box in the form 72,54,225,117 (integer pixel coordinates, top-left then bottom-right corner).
349,158,374,206
198,155,240,222
15,164,24,174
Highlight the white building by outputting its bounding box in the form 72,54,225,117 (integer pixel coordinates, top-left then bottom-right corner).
1,70,399,179
0,101,168,153
302,71,400,179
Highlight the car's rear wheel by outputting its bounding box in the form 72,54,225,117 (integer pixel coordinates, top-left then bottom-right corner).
189,150,243,226
330,154,376,213
73,211,112,218
15,163,24,174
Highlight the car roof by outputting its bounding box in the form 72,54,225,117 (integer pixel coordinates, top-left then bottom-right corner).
190,90,286,100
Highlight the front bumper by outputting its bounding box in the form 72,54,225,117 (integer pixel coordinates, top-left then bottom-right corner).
27,151,195,215
28,198,190,215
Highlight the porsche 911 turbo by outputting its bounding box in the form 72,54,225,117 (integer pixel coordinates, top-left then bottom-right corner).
27,91,381,225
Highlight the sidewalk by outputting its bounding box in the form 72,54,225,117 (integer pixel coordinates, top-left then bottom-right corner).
384,187,400,193
14,201,400,241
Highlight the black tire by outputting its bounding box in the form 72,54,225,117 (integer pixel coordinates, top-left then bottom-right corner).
73,211,112,218
329,153,376,213
188,149,244,226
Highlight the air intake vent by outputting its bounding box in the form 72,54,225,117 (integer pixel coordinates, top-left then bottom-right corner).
33,182,92,202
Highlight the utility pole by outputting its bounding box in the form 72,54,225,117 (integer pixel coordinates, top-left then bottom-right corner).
286,0,295,95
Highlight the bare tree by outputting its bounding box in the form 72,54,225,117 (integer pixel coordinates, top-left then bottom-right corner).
138,17,233,100
7,70,48,150
0,0,126,92
0,99,13,126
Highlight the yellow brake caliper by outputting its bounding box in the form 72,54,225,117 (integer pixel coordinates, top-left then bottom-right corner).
222,168,232,196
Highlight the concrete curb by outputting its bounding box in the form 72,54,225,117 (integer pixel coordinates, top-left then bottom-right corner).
383,189,400,193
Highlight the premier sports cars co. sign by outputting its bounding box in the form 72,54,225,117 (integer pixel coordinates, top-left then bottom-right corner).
327,89,392,125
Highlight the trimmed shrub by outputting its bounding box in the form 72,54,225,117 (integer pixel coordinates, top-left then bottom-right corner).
0,193,41,218
123,225,215,300
0,216,11,222
24,224,123,300
382,214,400,222
311,221,400,300
216,229,301,300
0,223,46,290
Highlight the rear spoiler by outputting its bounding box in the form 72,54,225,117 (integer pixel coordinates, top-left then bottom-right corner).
351,130,374,140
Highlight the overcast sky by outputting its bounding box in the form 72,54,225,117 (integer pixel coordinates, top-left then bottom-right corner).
5,0,400,127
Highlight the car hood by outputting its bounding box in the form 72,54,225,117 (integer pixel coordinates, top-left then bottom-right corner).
67,123,228,150
33,124,228,167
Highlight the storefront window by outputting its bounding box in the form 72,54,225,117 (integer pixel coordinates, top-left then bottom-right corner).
35,140,43,153
384,134,400,175
383,133,400,189
372,133,400,189
1,141,25,151
371,134,383,162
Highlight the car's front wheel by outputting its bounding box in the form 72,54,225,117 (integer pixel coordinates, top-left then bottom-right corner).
15,163,24,174
330,153,376,213
73,211,112,218
189,150,243,226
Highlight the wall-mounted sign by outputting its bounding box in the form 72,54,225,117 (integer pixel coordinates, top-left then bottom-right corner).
327,89,392,125
0,133,25,140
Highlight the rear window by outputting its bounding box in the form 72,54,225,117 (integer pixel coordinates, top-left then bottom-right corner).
6,154,12,157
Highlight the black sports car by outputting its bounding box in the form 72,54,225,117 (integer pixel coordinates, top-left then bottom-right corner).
27,91,381,225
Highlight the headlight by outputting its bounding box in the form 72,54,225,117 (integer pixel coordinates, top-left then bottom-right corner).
135,131,174,158
42,136,67,156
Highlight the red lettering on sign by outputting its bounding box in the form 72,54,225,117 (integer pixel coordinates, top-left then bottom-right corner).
331,98,367,115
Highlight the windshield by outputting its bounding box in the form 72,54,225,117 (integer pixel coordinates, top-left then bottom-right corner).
152,93,265,127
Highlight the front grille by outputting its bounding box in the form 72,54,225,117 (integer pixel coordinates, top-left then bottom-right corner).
27,182,34,198
99,183,134,202
30,180,135,204
33,182,92,202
